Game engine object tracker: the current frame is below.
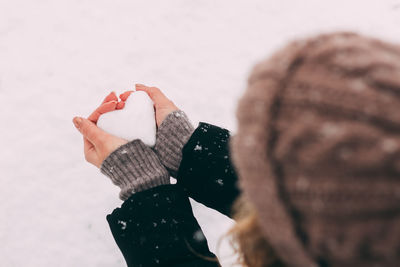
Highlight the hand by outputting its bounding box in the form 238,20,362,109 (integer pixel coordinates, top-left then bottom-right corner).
87,91,125,122
73,92,128,168
120,84,179,127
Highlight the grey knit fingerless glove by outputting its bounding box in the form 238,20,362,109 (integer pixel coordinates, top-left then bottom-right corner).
101,140,170,200
154,110,194,177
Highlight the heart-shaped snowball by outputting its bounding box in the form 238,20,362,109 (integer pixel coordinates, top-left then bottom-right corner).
97,91,156,146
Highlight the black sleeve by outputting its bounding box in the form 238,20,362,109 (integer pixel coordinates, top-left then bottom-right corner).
177,123,241,217
107,185,220,267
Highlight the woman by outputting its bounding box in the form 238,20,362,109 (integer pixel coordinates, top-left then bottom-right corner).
73,32,400,266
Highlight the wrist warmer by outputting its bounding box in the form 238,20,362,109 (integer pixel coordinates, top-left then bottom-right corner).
154,110,194,177
101,140,170,200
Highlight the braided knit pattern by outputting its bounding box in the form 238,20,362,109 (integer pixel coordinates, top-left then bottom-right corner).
101,140,170,201
154,110,194,177
232,32,400,267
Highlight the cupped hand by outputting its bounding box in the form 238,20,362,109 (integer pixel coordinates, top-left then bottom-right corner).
120,84,179,127
73,92,128,168
73,86,178,167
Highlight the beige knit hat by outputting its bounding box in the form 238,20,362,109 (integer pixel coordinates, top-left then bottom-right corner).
231,32,400,267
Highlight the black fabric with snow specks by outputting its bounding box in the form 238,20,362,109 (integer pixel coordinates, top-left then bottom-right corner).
107,123,239,266
177,123,241,217
107,185,219,267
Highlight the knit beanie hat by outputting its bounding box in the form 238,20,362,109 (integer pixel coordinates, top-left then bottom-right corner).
231,32,400,267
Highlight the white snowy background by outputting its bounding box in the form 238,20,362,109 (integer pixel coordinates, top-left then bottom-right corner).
1,0,400,266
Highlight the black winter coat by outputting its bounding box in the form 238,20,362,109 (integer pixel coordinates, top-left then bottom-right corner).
107,123,241,266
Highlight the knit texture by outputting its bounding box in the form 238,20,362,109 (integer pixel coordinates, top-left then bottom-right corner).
232,32,400,267
101,140,170,200
154,110,194,177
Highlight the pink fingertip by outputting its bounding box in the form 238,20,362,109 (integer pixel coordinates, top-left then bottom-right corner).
98,100,117,113
110,91,117,99
105,100,118,107
102,91,118,104
116,101,125,109
120,91,134,101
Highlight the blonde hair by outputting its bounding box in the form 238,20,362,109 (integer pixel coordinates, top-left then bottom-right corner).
227,197,285,267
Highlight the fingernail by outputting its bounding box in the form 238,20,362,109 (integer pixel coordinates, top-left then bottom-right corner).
135,83,145,87
73,117,82,129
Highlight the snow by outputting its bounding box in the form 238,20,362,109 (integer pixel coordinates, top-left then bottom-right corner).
216,179,224,186
1,0,400,266
193,230,207,242
118,220,127,230
97,91,157,146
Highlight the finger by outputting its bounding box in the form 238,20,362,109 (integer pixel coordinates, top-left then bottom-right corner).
83,137,98,166
83,137,94,154
135,83,147,89
116,101,125,109
74,117,109,146
135,84,150,94
119,90,134,101
88,101,118,123
135,85,170,107
102,91,118,104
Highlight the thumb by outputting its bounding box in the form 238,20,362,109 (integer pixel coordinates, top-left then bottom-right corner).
135,84,171,107
73,117,108,146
